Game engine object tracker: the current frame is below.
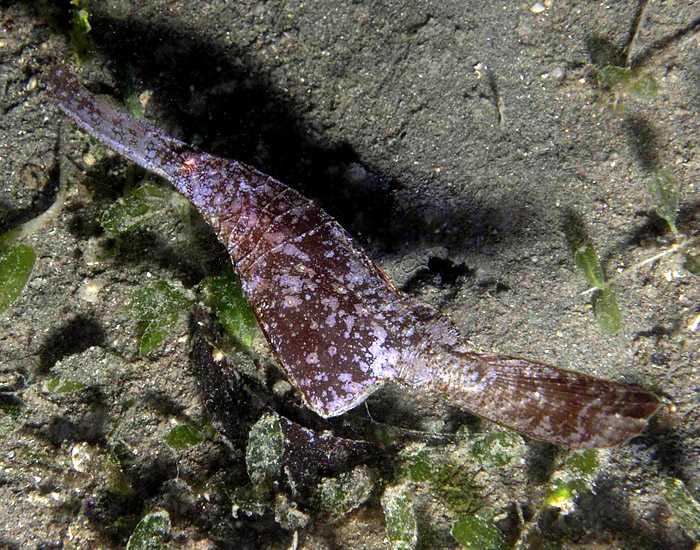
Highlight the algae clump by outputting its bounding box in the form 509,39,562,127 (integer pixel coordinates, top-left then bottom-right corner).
126,509,172,550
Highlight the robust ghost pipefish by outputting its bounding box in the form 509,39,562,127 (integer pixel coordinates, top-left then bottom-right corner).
48,65,660,449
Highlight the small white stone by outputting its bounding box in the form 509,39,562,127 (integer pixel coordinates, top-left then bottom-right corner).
25,76,38,92
83,151,96,167
273,379,293,396
530,2,546,13
688,313,700,332
71,443,92,473
79,279,102,303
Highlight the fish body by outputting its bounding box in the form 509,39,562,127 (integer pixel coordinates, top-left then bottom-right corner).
48,66,660,448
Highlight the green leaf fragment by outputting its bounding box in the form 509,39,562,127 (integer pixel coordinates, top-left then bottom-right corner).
381,484,417,550
592,287,621,334
0,244,36,313
545,449,602,511
246,413,285,492
43,377,86,393
101,183,174,234
648,168,680,233
597,66,634,89
312,466,375,517
663,477,700,540
70,0,91,32
405,450,434,482
115,64,145,119
626,72,660,102
545,483,576,508
129,281,190,320
574,243,605,289
73,8,91,32
572,238,621,333
68,1,93,66
163,424,203,449
0,228,21,251
127,281,191,356
597,66,659,102
562,449,599,476
139,314,178,356
471,431,523,468
126,509,171,550
206,270,259,347
451,514,506,550
683,254,700,275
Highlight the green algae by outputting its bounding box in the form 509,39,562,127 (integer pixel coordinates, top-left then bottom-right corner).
311,465,375,517
647,168,680,233
545,449,601,510
43,376,86,393
0,242,36,313
663,477,700,541
68,0,93,66
574,242,621,334
591,287,621,334
114,63,146,120
246,413,284,492
574,243,606,290
126,509,172,550
395,440,495,545
403,449,434,483
451,514,506,550
597,66,660,102
127,281,191,355
596,65,660,113
163,423,203,450
470,431,523,468
205,269,259,347
433,459,482,516
513,449,605,547
381,484,417,550
563,448,600,476
101,182,176,234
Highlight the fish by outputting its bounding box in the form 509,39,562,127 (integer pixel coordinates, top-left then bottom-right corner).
48,65,661,449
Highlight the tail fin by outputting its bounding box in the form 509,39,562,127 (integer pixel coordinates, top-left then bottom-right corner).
416,350,660,449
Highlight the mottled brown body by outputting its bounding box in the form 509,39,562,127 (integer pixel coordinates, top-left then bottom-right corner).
48,66,660,448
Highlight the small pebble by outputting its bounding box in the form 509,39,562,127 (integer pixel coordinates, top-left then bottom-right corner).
551,67,565,79
71,443,92,473
25,76,38,92
78,279,102,303
531,2,546,13
83,151,96,167
273,379,293,396
30,277,44,289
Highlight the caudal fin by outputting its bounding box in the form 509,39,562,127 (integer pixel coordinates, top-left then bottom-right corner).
431,352,660,449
